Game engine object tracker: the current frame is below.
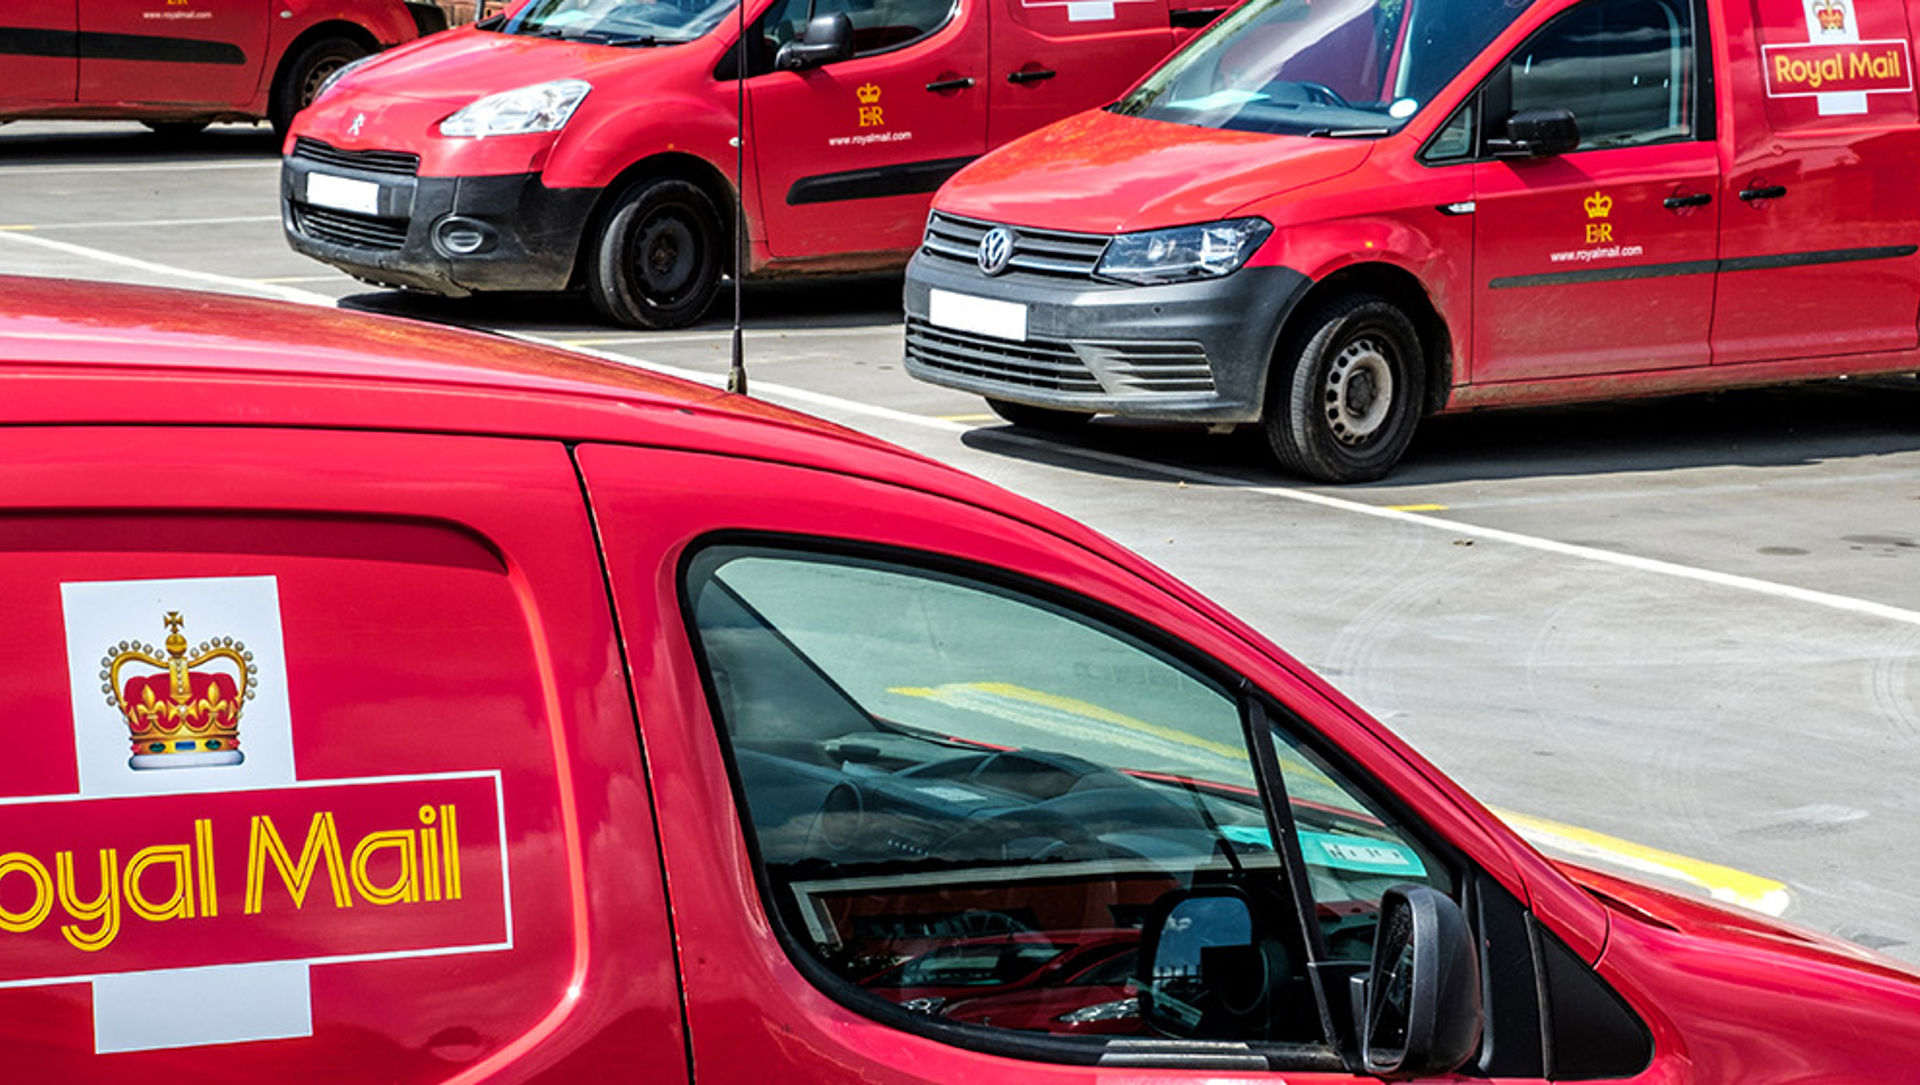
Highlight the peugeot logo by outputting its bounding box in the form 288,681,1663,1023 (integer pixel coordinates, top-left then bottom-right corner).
349,113,366,137
977,227,1015,276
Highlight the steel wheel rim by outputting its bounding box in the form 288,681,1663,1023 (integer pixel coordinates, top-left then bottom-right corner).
633,209,702,303
1323,336,1394,445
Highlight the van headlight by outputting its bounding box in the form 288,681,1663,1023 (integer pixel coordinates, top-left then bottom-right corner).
1095,218,1273,284
439,79,591,137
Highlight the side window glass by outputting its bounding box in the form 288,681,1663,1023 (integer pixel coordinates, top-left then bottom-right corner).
753,0,957,61
685,544,1330,1050
1506,0,1695,149
1268,721,1451,961
1423,102,1476,162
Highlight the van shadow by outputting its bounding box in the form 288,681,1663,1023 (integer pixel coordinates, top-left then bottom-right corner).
0,121,281,164
959,378,1920,488
338,272,908,334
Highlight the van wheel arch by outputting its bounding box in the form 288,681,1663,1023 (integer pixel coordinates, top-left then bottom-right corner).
574,155,738,285
1260,266,1451,482
269,23,379,135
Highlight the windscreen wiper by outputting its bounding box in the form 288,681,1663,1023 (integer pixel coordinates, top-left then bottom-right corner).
1308,126,1392,138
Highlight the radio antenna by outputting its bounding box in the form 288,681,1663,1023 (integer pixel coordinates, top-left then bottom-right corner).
726,0,749,396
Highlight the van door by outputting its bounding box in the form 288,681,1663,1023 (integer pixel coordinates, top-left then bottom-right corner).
10,4,78,103
1708,0,1920,365
78,0,268,108
1469,0,1720,383
749,0,990,259
986,0,1172,146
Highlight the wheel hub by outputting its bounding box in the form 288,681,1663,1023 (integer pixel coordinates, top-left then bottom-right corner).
636,216,696,297
1322,337,1394,445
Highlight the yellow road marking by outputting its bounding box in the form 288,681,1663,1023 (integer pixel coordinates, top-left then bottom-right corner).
0,225,35,232
255,275,345,284
938,414,996,424
1388,503,1449,512
1494,808,1790,915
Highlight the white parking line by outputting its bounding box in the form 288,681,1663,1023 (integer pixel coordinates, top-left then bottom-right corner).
0,231,332,306
0,161,280,176
15,215,282,230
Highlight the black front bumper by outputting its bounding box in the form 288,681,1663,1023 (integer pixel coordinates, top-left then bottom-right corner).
903,251,1310,424
282,151,599,296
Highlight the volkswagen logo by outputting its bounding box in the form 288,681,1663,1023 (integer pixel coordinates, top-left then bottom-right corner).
349,113,366,137
977,227,1015,276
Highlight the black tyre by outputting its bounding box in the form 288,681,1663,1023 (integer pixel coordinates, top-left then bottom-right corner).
142,120,210,139
1263,293,1425,483
272,36,368,135
986,397,1093,431
587,178,725,329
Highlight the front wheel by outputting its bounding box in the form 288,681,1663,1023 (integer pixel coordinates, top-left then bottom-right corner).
588,178,725,330
1263,294,1425,483
271,36,369,135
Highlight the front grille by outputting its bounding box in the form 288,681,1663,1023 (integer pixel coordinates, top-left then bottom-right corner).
292,204,408,251
1077,341,1215,393
923,212,1110,279
906,318,1103,393
290,137,420,177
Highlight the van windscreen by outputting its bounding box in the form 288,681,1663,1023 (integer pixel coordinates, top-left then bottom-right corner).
1111,0,1528,136
494,0,739,44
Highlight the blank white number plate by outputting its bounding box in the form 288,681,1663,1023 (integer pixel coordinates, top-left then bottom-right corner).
929,289,1027,343
304,173,382,216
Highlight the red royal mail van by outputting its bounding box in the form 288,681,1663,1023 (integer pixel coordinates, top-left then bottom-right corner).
2,0,450,136
903,0,1920,481
278,0,1225,329
5,272,1920,1080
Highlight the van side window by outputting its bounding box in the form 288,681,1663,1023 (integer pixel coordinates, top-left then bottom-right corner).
683,543,1452,1059
1506,0,1695,149
758,0,957,60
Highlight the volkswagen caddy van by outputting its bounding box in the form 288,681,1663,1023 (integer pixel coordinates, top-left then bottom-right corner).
2,0,449,135
278,0,1225,329
5,274,1919,1080
903,0,1920,481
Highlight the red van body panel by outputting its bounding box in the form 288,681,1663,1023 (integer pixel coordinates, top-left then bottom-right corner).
0,0,429,126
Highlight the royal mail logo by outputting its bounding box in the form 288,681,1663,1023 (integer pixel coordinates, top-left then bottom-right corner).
44,576,513,1054
1584,191,1613,219
1814,0,1848,33
856,82,882,104
1764,40,1911,96
102,612,256,769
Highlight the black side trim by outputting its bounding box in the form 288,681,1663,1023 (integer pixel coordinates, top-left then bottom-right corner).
1536,923,1654,1080
0,27,74,58
1491,244,1917,289
61,30,246,65
786,155,976,205
1489,259,1717,290
1722,244,1916,272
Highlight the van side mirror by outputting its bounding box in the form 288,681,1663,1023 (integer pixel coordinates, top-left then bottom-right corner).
774,12,853,71
1487,108,1580,158
1349,885,1482,1078
1137,888,1292,1040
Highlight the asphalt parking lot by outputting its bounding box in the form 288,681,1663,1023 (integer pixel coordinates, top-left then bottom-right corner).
6,119,1920,962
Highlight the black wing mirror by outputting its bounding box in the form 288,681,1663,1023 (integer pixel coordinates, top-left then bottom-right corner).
1349,885,1482,1078
1487,107,1580,158
774,12,853,71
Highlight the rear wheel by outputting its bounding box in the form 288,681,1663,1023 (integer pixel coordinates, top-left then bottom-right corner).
588,178,725,329
986,397,1093,431
1263,293,1425,483
272,36,368,135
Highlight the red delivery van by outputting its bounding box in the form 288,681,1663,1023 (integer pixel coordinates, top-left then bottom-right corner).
1,0,450,135
278,0,1226,329
5,272,1920,1080
903,0,1920,481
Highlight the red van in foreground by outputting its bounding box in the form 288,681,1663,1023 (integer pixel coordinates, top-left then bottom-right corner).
278,0,1221,328
904,0,1920,481
3,0,448,135
5,274,1919,1080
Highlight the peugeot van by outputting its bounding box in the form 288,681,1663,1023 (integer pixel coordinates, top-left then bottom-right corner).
279,0,1226,329
6,274,1920,1080
903,0,1920,481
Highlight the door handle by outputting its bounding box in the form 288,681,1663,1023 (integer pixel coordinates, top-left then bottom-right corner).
1739,184,1788,201
1007,68,1057,84
925,77,976,92
1664,192,1712,209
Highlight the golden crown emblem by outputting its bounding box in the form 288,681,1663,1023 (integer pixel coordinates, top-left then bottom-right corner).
1815,0,1846,30
856,82,882,105
1584,191,1613,219
101,611,256,770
